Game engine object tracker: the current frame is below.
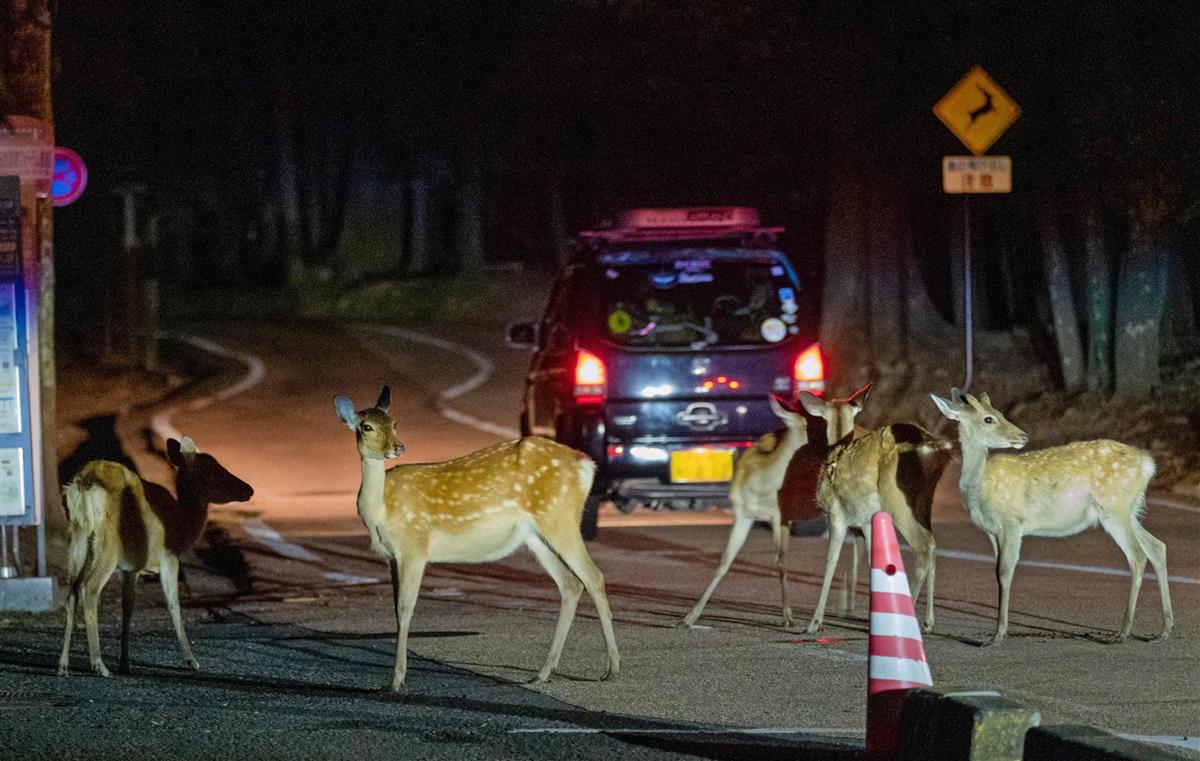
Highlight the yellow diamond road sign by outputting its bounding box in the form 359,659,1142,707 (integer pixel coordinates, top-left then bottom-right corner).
933,66,1021,156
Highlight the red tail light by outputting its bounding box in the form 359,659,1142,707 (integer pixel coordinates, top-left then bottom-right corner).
794,343,826,397
574,350,606,404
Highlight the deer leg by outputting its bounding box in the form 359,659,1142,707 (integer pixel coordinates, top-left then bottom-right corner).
1099,514,1147,643
772,515,794,628
986,531,1022,646
390,553,427,691
82,556,118,677
842,531,865,616
1130,517,1173,640
525,534,584,683
680,516,754,627
119,570,138,673
547,530,620,681
804,515,848,634
892,513,937,633
57,586,78,676
159,554,199,671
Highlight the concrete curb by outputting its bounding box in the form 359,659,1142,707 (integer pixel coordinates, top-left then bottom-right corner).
1024,725,1192,761
891,686,1040,761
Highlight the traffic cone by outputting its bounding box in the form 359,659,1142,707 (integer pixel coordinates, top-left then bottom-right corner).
866,511,932,760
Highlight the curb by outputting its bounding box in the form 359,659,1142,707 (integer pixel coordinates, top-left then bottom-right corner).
1024,725,1193,761
893,686,1039,761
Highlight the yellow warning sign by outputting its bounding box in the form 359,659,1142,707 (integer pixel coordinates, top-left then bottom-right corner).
933,67,1021,156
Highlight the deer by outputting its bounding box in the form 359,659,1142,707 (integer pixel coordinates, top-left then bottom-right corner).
57,437,254,677
930,389,1173,645
679,386,870,629
801,401,954,635
334,386,619,690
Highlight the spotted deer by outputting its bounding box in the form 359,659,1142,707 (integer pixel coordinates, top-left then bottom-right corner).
802,407,953,635
931,390,1172,644
680,387,869,628
335,386,619,690
58,438,254,677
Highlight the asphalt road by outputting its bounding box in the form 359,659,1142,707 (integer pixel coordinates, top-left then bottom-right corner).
3,319,1197,759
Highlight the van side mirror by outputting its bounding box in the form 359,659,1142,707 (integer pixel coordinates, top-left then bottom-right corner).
505,320,538,348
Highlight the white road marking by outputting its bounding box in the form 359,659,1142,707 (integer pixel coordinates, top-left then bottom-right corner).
509,726,864,738
1118,734,1200,752
936,548,1200,586
322,571,379,586
150,332,267,444
242,517,322,562
352,324,521,439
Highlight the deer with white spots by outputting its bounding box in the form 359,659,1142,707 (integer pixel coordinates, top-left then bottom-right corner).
931,389,1172,645
680,388,869,629
335,386,619,690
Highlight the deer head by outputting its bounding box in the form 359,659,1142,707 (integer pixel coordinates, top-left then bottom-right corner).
166,437,254,504
334,386,406,460
929,389,1029,450
797,382,871,445
768,394,809,439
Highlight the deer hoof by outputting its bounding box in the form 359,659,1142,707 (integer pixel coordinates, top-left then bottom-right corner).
185,657,201,672
93,662,112,678
803,620,820,635
981,635,1004,648
56,663,69,677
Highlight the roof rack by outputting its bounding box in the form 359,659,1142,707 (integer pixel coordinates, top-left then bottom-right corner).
577,207,784,244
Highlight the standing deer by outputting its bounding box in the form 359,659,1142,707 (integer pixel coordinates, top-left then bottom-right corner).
58,437,254,677
334,386,619,690
680,387,869,629
931,390,1173,645
802,407,953,635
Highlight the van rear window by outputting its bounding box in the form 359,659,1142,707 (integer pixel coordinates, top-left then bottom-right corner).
598,249,801,348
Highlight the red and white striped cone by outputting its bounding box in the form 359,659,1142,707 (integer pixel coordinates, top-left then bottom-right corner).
866,511,932,759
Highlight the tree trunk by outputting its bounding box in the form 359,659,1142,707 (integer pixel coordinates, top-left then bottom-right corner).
1081,195,1112,392
1114,220,1168,398
3,0,61,537
456,165,486,272
1035,200,1086,393
408,171,432,274
819,151,869,395
865,171,907,377
272,95,306,286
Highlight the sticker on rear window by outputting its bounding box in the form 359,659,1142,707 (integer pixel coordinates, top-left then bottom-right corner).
608,310,632,334
761,318,786,342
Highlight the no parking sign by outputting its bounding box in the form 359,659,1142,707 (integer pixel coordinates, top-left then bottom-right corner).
51,147,87,207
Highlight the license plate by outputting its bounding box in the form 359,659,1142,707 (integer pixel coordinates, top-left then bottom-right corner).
670,448,734,483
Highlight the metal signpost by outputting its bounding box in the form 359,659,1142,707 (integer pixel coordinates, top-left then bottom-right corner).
0,116,56,611
933,67,1020,393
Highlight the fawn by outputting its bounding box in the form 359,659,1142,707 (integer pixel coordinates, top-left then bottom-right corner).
801,400,953,635
680,387,869,628
931,389,1172,644
58,437,254,676
334,386,619,690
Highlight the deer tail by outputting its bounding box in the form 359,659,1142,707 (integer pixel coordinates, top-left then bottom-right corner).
62,478,107,588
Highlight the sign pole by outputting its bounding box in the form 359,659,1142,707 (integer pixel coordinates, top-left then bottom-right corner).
962,195,973,393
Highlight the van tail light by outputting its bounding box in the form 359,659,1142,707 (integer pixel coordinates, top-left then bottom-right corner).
574,349,606,404
793,343,826,397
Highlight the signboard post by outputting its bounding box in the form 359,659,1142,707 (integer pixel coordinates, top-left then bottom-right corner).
0,116,55,611
934,67,1020,393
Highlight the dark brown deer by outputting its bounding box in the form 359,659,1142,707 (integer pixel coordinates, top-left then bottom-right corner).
58,437,253,676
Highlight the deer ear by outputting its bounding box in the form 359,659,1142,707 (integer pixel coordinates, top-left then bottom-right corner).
930,394,962,420
180,436,197,454
950,387,963,403
375,385,392,413
797,391,827,417
849,382,872,409
334,396,360,428
978,392,992,406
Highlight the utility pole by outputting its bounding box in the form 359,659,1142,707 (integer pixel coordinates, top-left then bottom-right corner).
3,0,60,541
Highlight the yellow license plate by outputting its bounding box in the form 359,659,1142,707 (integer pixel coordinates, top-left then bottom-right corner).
670,448,734,483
